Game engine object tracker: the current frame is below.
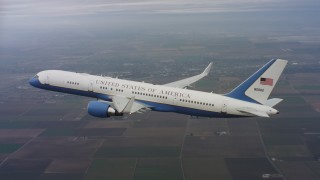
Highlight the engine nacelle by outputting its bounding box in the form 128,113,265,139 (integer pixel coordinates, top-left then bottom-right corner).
87,101,123,118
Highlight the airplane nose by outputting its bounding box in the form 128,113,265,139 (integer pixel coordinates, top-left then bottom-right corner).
29,76,40,87
29,77,36,87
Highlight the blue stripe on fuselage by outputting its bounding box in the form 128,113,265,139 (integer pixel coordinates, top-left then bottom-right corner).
29,77,242,118
29,77,111,101
138,100,242,118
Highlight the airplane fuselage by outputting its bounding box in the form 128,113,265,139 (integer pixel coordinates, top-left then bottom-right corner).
29,70,278,118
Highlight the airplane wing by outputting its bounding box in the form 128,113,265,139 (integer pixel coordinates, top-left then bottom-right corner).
164,62,212,88
236,107,269,118
111,95,151,114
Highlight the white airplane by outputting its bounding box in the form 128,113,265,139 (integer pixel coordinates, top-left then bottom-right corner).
29,59,287,118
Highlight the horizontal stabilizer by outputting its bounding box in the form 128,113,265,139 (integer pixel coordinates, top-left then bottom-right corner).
265,98,283,107
237,107,269,118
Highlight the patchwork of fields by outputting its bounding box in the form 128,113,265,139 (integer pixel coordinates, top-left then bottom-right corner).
0,68,319,180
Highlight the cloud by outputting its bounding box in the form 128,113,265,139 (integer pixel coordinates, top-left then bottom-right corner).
1,0,320,17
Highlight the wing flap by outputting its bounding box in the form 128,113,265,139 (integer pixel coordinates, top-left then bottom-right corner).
129,101,150,114
111,96,131,113
111,95,150,114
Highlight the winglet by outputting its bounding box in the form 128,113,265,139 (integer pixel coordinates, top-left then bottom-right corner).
202,62,213,76
164,62,213,88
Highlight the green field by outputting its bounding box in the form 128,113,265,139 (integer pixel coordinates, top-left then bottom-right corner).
1,15,320,180
0,144,23,153
84,159,136,180
294,85,320,90
183,158,232,180
226,158,277,180
134,158,183,180
282,96,306,104
306,162,320,178
0,122,34,129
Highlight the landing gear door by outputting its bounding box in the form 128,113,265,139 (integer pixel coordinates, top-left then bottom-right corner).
221,100,228,113
173,97,178,105
45,74,50,84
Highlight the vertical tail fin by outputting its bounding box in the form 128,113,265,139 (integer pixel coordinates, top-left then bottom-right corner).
225,59,288,104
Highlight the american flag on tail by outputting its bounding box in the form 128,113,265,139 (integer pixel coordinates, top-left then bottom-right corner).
260,77,273,86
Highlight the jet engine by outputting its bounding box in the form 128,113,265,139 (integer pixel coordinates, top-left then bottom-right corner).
87,101,123,118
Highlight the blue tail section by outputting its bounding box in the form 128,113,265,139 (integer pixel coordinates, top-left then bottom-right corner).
224,59,277,104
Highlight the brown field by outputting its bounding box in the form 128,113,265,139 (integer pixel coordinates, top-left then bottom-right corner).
101,136,182,147
267,145,313,158
84,158,136,180
0,154,8,162
182,135,265,158
183,158,232,180
227,119,260,136
13,137,102,159
0,52,319,179
226,158,277,180
45,159,91,173
85,120,133,128
0,159,51,173
186,118,229,136
0,102,36,120
304,96,320,112
131,112,187,128
39,173,84,180
124,127,186,137
134,158,183,180
0,129,44,138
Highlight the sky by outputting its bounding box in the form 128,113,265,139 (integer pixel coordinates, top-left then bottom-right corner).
2,0,319,27
2,0,320,17
1,0,320,75
1,0,320,46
